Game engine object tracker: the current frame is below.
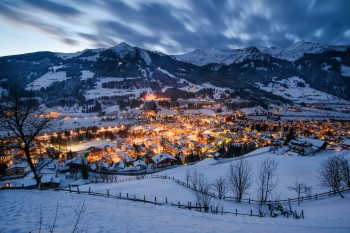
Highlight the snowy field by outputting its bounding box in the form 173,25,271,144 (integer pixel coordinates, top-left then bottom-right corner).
1,148,350,232
256,76,349,104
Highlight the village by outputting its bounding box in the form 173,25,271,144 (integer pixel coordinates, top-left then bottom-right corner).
1,108,350,188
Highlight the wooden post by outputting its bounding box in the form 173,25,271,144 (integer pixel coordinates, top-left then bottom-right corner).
301,210,304,219
215,206,218,214
107,189,109,198
250,210,252,217
89,187,91,195
179,201,181,208
69,184,71,193
77,186,80,194
221,206,223,215
235,209,237,216
127,193,129,198
154,196,157,204
165,197,168,203
315,193,317,199
119,192,121,197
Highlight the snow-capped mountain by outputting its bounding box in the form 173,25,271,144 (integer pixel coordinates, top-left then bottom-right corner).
0,41,349,111
174,46,263,66
175,41,348,65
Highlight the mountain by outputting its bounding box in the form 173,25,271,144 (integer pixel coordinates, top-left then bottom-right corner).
0,41,349,113
175,41,348,65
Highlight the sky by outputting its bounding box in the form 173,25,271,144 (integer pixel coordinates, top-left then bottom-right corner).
0,0,349,56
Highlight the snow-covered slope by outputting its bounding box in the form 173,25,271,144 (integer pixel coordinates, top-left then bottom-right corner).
1,149,350,233
256,76,350,104
174,47,262,66
175,41,348,65
273,41,348,61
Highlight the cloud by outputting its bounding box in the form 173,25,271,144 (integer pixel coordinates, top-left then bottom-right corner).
0,0,349,54
24,0,82,16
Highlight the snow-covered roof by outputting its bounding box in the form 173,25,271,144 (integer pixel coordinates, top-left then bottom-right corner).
134,160,147,167
6,162,28,170
152,153,176,164
41,174,53,184
297,137,326,148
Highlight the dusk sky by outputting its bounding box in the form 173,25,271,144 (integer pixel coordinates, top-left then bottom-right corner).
0,0,349,56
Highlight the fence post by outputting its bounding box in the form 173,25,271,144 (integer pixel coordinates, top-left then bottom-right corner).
236,209,237,216
301,210,304,219
69,184,71,193
77,186,80,194
179,201,181,208
221,206,223,215
250,210,252,217
154,196,157,204
127,193,129,198
89,187,91,195
165,197,168,203
119,192,121,197
107,189,109,198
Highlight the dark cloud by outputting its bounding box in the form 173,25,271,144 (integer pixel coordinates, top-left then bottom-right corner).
24,0,81,16
0,0,349,54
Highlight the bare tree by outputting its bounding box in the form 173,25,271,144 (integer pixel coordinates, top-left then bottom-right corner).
185,169,191,185
318,157,344,197
191,171,212,207
256,157,279,204
287,179,312,205
227,159,252,202
0,85,61,186
339,157,350,189
212,176,228,199
72,199,86,233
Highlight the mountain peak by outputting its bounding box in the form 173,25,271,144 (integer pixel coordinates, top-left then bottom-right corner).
111,42,136,58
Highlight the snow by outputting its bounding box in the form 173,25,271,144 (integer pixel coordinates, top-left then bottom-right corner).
256,76,350,104
341,65,350,77
140,50,152,65
66,140,116,152
111,42,136,58
157,68,177,79
175,41,348,65
174,47,258,66
26,71,68,90
80,70,95,80
1,149,350,232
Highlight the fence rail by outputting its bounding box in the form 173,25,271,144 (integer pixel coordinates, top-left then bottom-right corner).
148,174,350,206
2,173,349,220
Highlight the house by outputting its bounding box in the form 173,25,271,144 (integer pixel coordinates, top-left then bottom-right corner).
152,153,176,168
288,137,326,155
40,174,61,189
5,162,29,176
133,160,147,170
214,152,224,161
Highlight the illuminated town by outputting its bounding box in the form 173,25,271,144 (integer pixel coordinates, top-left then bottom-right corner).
2,103,350,177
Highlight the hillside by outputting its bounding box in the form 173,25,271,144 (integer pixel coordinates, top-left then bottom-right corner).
1,149,350,233
0,41,349,114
